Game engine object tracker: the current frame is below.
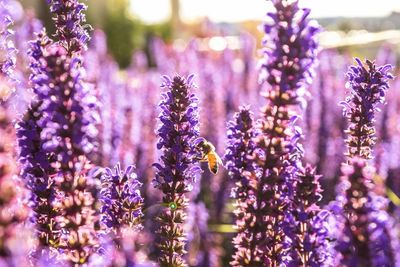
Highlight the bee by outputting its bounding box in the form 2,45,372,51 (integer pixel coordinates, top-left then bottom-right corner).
195,138,223,174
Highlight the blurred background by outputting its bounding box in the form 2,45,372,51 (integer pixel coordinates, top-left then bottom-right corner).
7,1,400,265
18,0,400,68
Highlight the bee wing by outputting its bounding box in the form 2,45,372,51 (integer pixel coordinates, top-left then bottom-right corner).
215,152,223,165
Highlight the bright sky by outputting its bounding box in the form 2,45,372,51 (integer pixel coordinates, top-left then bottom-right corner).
129,0,400,23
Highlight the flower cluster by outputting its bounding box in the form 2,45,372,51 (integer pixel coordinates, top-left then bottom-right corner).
32,39,98,174
16,101,59,248
0,0,17,93
225,106,256,200
53,164,99,265
332,159,398,266
234,0,321,265
47,0,90,55
100,163,143,232
224,106,258,265
0,105,29,263
329,59,399,266
16,2,99,262
292,166,329,265
342,59,393,159
153,74,201,266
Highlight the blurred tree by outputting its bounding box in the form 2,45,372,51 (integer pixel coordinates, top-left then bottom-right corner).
102,0,144,68
20,0,172,69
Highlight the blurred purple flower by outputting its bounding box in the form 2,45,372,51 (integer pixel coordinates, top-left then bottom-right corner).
153,74,201,266
342,59,393,159
32,40,98,173
332,158,399,266
47,0,90,55
0,105,29,263
0,0,18,91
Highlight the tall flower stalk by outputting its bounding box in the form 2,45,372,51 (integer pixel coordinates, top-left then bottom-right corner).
16,0,99,262
225,106,257,265
342,59,393,160
16,31,60,250
153,75,201,266
331,59,398,265
292,166,329,265
233,0,320,265
47,0,90,55
99,163,144,265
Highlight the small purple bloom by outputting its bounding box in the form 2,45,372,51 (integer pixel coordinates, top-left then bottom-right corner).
0,0,18,90
342,59,393,159
100,163,143,232
47,0,91,55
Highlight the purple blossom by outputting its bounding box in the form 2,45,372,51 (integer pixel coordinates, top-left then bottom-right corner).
0,105,29,263
31,39,98,174
100,163,143,232
224,106,258,265
47,0,90,55
236,0,321,265
332,158,399,266
53,165,99,265
0,0,17,90
342,59,393,159
292,166,330,266
16,101,60,248
225,106,255,200
153,74,201,266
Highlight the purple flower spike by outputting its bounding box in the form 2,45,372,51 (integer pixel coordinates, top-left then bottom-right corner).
16,101,60,248
260,0,320,93
0,0,18,91
47,0,91,55
224,106,259,265
100,163,144,232
343,59,393,159
54,165,99,265
0,105,29,263
29,33,98,174
233,0,321,265
332,158,399,266
153,74,201,266
292,166,330,266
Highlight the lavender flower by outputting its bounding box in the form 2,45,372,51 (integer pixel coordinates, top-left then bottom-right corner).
234,0,320,265
224,106,258,265
329,59,398,266
0,0,17,91
342,59,393,159
292,166,329,266
47,0,90,55
100,163,143,232
53,163,99,265
333,159,399,266
153,74,201,266
34,40,98,174
0,105,28,263
16,101,60,248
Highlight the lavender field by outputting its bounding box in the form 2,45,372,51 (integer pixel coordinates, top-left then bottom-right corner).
1,0,400,266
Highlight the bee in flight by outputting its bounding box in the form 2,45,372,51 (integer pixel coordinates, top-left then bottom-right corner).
194,138,223,174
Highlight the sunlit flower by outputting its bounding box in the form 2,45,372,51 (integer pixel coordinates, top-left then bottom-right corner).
153,74,201,266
